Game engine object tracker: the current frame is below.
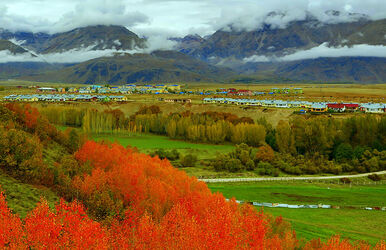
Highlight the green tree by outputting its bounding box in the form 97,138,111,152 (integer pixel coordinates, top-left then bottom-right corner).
180,154,198,167
334,143,353,162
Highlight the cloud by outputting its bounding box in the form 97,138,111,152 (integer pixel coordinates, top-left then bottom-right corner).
243,55,271,63
143,36,177,52
0,0,149,34
243,43,386,63
281,43,386,61
51,0,149,33
211,0,385,32
0,45,141,63
0,39,177,64
0,50,38,63
2,0,386,37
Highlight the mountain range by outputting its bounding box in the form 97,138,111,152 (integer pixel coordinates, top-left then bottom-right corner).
0,11,385,84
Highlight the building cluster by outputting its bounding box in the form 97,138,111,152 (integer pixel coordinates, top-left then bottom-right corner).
3,94,128,102
210,87,303,96
203,97,386,113
34,85,302,96
37,84,182,95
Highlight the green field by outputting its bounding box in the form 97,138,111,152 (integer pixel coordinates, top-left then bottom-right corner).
208,182,386,245
92,132,234,158
0,170,59,218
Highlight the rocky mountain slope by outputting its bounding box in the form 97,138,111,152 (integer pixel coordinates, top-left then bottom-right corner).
1,13,386,83
23,50,233,84
0,39,30,54
180,14,385,61
0,25,146,54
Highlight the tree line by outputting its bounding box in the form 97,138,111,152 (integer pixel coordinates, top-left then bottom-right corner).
37,105,385,175
0,104,385,248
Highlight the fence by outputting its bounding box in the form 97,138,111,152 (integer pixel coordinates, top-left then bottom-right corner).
199,171,386,184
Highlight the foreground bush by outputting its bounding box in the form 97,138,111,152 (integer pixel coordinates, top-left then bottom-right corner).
1,137,385,248
368,174,382,181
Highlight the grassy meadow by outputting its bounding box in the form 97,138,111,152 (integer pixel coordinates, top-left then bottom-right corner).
0,170,60,218
208,182,386,245
92,132,234,159
2,81,386,245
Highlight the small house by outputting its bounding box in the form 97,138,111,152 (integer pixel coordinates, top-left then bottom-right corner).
310,104,327,112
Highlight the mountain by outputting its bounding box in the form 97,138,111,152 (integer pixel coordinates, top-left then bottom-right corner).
22,50,234,84
0,29,52,52
341,19,386,46
275,57,386,83
234,57,386,83
1,16,386,84
0,25,146,54
0,62,66,80
177,14,385,61
40,25,146,54
170,34,206,54
0,39,30,54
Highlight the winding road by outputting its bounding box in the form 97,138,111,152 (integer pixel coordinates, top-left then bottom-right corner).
199,170,386,183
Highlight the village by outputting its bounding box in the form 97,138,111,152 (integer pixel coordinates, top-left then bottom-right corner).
202,97,386,113
2,84,386,113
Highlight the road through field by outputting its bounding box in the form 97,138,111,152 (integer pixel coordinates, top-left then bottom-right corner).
199,171,386,183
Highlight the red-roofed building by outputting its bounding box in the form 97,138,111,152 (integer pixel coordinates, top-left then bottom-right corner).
327,103,359,112
237,89,253,96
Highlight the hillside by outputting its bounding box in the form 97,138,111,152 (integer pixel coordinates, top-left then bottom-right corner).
0,25,146,54
0,29,51,52
236,57,386,83
342,19,386,46
179,14,384,61
40,25,146,54
0,39,30,54
275,57,386,83
23,50,234,84
0,16,385,83
0,62,66,80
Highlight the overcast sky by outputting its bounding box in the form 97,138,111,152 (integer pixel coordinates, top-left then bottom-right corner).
1,0,385,37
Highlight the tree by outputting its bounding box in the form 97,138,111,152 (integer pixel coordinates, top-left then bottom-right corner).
276,121,296,155
166,120,177,138
256,145,275,162
180,154,198,167
225,159,244,172
334,143,353,162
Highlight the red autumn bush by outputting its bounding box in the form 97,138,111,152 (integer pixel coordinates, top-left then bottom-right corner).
0,137,384,249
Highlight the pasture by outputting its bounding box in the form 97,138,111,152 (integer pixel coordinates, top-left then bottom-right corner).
208,182,386,245
0,170,59,218
92,132,234,160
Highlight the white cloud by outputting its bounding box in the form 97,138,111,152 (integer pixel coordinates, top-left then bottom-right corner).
0,39,178,63
243,43,386,62
143,35,177,52
0,0,149,34
113,40,122,46
243,55,271,63
281,43,386,61
0,50,38,63
1,0,384,37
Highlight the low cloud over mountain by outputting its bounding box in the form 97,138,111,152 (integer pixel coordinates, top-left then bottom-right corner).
0,1,385,83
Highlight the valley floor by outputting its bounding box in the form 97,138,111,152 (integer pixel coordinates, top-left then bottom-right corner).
208,182,386,245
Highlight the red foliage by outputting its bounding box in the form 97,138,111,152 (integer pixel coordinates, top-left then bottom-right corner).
73,140,271,247
5,103,39,129
0,190,24,248
24,199,107,249
0,138,383,248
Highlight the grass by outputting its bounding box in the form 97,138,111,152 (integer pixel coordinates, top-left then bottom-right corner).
264,208,385,245
207,182,386,206
0,170,60,218
92,132,234,160
208,182,386,245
